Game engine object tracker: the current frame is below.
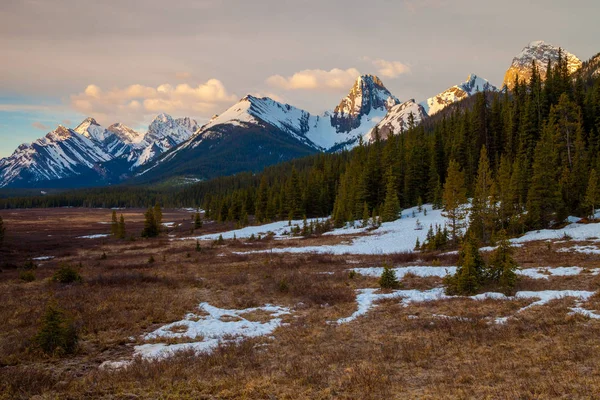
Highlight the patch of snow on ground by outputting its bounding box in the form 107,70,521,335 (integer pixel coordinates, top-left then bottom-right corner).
335,288,597,325
134,302,290,359
162,222,176,227
241,205,452,255
353,266,589,281
181,218,323,241
558,245,600,254
512,222,600,243
32,256,54,261
518,266,584,279
77,234,109,239
352,266,457,279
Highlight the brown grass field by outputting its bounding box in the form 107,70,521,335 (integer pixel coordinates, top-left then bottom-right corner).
2,208,600,399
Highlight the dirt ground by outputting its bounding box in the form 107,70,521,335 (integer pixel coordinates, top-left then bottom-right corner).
2,208,600,399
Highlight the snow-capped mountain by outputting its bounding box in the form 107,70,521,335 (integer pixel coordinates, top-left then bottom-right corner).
367,99,427,140
129,114,198,168
503,40,582,89
578,53,600,81
420,74,498,116
331,75,399,133
0,115,199,188
0,125,113,188
107,123,144,144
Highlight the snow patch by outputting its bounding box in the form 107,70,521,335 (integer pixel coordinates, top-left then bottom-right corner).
134,302,290,360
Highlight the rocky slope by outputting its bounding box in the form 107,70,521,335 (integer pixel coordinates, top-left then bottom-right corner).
503,40,582,89
331,75,399,132
420,74,497,116
367,99,428,140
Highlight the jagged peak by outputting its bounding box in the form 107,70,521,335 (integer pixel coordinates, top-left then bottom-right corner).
152,113,173,122
74,117,100,133
504,40,582,89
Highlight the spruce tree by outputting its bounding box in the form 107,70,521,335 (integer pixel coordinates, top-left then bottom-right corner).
110,210,118,237
442,160,468,244
117,214,126,239
382,168,401,222
445,233,485,295
470,147,495,243
487,230,518,294
141,206,159,238
362,202,370,228
379,265,400,289
194,212,203,229
255,176,269,223
585,169,600,219
526,126,562,229
153,203,163,227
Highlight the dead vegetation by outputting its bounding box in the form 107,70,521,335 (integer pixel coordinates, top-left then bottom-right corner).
2,208,600,398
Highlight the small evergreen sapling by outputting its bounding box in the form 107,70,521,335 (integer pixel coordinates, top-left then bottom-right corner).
444,233,484,295
379,264,400,289
487,230,518,293
34,300,78,356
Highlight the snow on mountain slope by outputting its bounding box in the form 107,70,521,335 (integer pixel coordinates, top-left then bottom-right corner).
366,99,427,140
107,123,143,144
331,75,399,133
0,114,201,187
0,125,113,187
420,74,497,116
503,40,581,89
143,113,197,145
126,114,199,168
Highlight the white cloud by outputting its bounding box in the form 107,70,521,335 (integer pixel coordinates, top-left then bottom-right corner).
69,79,238,126
266,68,361,91
370,59,411,78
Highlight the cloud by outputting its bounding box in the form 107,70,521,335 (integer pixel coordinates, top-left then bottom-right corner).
369,58,411,78
69,79,238,126
61,119,72,126
31,121,51,130
266,68,361,91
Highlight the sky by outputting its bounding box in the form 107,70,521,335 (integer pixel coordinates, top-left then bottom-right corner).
1,0,599,157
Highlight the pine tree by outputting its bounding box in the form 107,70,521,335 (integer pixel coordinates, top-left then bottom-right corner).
194,212,203,229
442,160,468,244
379,265,400,289
255,176,269,223
153,203,163,227
585,169,600,219
526,126,562,229
141,206,159,238
117,214,126,239
487,230,518,294
382,168,401,222
110,210,118,237
445,233,485,295
361,202,370,228
470,147,495,243
34,300,78,355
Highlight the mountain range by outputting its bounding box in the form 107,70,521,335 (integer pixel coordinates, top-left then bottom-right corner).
0,40,590,189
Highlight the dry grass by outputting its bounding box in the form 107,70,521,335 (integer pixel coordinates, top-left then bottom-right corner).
3,209,600,399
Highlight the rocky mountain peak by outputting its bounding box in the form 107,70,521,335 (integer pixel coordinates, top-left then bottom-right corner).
331,74,399,133
420,74,497,116
503,40,582,89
